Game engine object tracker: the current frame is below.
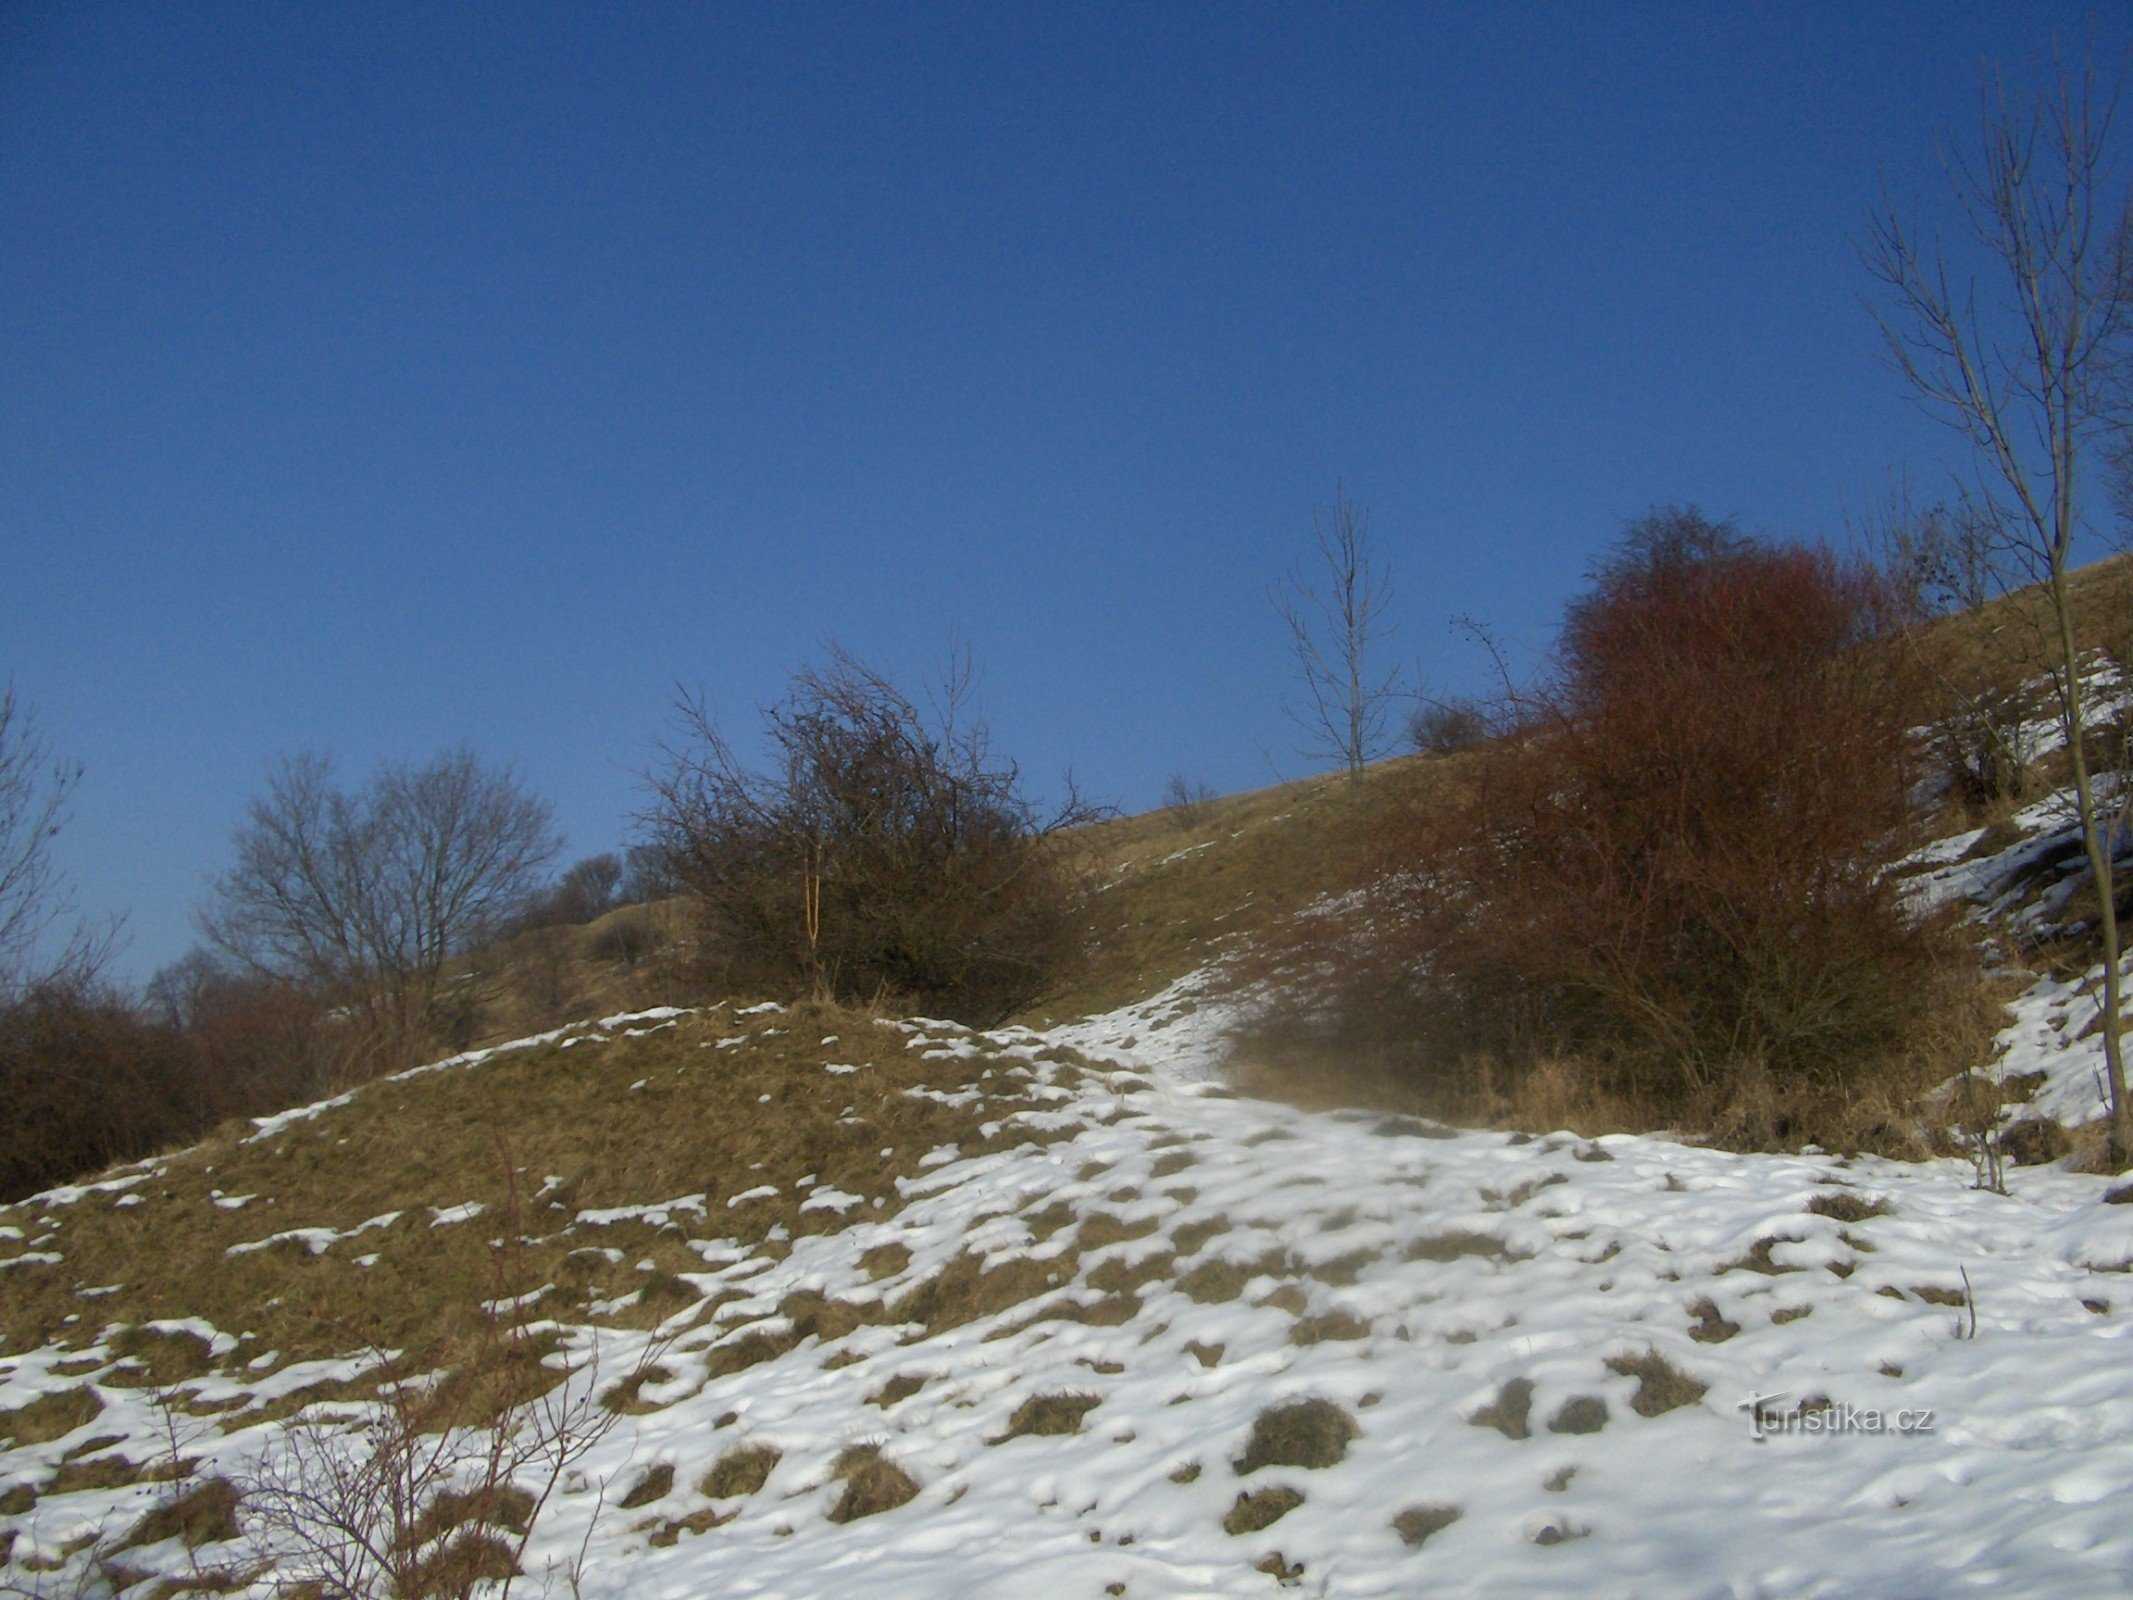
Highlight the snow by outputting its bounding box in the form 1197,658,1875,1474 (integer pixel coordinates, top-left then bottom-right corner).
12,1004,2133,1598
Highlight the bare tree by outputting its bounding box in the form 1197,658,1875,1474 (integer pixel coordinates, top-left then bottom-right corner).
201,747,561,1065
1866,62,2133,1154
0,686,98,1000
1272,486,1405,779
1854,476,2009,617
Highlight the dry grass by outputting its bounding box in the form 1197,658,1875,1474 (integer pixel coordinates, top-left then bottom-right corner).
116,1476,243,1553
826,1445,919,1524
1392,1503,1461,1548
0,1387,104,1447
1234,1399,1356,1474
699,1443,781,1500
994,1392,1101,1442
1468,1378,1534,1440
1222,1485,1304,1535
1606,1350,1709,1417
0,1004,1076,1397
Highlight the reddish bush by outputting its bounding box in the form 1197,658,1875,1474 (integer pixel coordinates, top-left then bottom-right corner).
1255,520,1958,1141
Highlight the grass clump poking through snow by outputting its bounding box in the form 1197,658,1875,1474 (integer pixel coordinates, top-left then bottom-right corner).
700,1443,781,1500
1235,1399,1356,1473
995,1392,1101,1441
617,1463,675,1509
1392,1503,1462,1548
1807,1190,1891,1223
1607,1350,1709,1417
116,1476,242,1552
0,1386,102,1446
827,1444,920,1524
1547,1395,1610,1435
1469,1378,1535,1439
1223,1486,1305,1535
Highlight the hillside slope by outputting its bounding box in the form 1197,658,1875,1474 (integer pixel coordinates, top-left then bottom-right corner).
6,1001,2133,1598
7,555,2133,1599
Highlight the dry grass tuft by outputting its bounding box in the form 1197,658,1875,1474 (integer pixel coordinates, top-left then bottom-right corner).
827,1445,919,1524
1405,1231,1523,1264
1807,1191,1890,1223
0,1386,103,1446
994,1392,1101,1442
118,1477,242,1553
1686,1299,1740,1343
617,1463,675,1509
1235,1399,1356,1474
1468,1378,1534,1440
1547,1395,1609,1435
700,1442,781,1500
1606,1350,1708,1416
1392,1503,1461,1548
1223,1486,1304,1535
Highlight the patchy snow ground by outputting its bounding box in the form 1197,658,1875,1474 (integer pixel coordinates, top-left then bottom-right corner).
7,1001,2133,1599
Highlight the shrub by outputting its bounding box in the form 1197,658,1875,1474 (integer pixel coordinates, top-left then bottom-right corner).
1248,514,1961,1146
643,649,1098,1024
1406,698,1487,756
1162,774,1217,828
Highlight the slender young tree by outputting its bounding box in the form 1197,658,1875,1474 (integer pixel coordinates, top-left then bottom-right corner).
1866,62,2133,1155
1273,485,1404,779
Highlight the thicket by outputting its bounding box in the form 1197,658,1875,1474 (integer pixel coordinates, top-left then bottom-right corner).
1243,512,1969,1149
0,970,339,1203
643,648,1097,1024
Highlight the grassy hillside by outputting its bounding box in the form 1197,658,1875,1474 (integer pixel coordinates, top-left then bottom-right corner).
5,556,2133,1598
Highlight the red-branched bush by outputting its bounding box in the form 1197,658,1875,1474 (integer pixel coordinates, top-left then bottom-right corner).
1252,525,1961,1142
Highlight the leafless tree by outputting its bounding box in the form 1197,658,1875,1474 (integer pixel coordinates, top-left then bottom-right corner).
1854,475,2009,617
0,686,101,1001
1866,61,2133,1153
1273,486,1405,779
201,747,561,1065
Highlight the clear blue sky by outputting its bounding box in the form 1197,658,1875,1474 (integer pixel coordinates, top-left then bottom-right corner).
1,2,2121,985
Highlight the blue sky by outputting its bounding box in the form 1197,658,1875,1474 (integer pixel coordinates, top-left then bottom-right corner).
1,2,2123,984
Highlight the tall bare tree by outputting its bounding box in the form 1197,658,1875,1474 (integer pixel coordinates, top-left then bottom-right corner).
1866,63,2133,1154
202,747,561,1064
1273,485,1404,778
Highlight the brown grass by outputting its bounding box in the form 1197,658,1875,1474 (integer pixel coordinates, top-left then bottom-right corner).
1222,1486,1304,1535
994,1392,1101,1442
1235,1400,1356,1473
700,1442,781,1500
1467,1379,1534,1440
826,1445,919,1523
0,1004,1074,1405
1606,1350,1708,1417
1392,1503,1461,1548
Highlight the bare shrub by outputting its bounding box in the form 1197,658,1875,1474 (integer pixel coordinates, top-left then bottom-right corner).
642,648,1099,1024
237,1170,646,1600
1247,518,1961,1147
1162,774,1217,829
0,982,225,1203
1405,698,1488,757
201,748,561,1069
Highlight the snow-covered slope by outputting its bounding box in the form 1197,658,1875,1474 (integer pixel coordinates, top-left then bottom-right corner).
7,1001,2133,1599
